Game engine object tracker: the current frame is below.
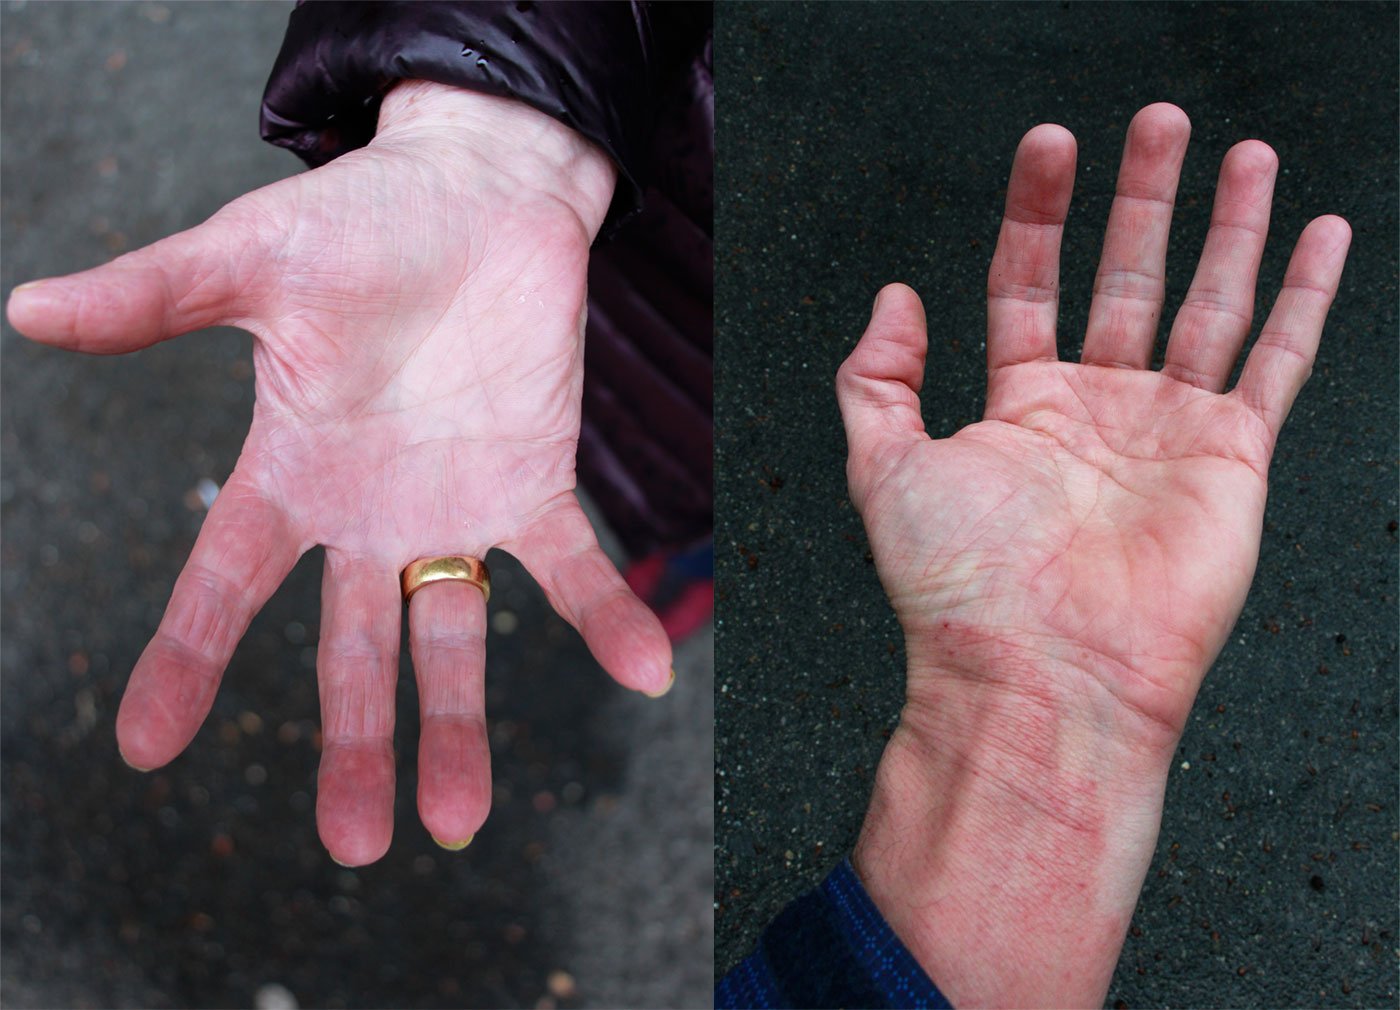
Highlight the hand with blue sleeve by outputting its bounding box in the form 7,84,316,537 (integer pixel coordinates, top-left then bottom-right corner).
834,103,1349,1007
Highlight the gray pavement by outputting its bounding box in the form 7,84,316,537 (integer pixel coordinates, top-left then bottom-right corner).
714,3,1398,1008
1,3,711,1008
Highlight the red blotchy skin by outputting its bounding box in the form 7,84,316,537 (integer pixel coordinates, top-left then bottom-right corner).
839,104,1349,1007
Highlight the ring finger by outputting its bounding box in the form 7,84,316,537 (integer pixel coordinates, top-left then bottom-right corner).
1162,139,1278,390
408,575,492,849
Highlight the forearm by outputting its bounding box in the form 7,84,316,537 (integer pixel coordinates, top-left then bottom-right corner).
854,652,1178,1009
373,80,617,240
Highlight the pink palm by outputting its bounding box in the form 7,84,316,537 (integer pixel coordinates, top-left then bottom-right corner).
7,85,672,865
858,358,1273,746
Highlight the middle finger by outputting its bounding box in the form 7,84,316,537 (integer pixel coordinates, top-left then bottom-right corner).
316,551,401,866
1081,104,1192,370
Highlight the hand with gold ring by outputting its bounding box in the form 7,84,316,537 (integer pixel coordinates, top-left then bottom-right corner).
6,81,674,866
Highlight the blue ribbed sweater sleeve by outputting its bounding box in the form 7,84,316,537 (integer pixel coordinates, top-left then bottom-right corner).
716,858,954,1009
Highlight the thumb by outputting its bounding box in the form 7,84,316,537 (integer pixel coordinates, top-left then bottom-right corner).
6,206,268,354
835,283,931,493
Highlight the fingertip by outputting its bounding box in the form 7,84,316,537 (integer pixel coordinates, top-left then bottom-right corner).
1134,102,1192,136
589,592,672,695
871,283,925,327
115,687,187,771
6,280,59,340
644,668,677,699
1125,104,1192,167
317,744,396,867
1226,138,1278,175
1007,125,1077,224
1019,122,1077,162
844,283,929,389
324,834,392,869
1309,213,1353,250
416,715,492,844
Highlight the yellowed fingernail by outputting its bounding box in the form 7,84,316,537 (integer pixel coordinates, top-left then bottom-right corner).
12,280,48,296
119,752,152,773
644,668,676,699
433,834,474,851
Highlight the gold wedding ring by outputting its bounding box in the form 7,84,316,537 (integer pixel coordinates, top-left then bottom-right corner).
401,556,491,603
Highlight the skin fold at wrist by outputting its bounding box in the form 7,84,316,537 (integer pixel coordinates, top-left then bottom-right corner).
372,79,618,239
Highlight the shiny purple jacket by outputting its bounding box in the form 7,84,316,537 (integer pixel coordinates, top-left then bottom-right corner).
260,1,712,558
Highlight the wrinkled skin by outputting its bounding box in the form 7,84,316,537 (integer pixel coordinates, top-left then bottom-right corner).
8,82,672,866
838,104,1350,1007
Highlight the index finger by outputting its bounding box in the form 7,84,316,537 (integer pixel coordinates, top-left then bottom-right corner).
987,123,1077,376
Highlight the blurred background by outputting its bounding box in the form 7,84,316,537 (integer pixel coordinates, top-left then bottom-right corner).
714,2,1397,1008
0,3,712,1008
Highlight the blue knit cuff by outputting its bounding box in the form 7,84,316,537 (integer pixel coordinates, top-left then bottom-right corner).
716,857,953,1009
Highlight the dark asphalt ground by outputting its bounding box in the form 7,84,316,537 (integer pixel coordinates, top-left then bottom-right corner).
1,3,711,1008
714,3,1398,1008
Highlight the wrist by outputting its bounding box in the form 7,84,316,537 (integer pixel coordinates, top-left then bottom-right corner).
372,80,617,239
854,647,1177,1008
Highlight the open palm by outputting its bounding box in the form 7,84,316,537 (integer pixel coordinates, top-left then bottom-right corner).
839,104,1350,766
8,86,672,865
840,104,1350,1009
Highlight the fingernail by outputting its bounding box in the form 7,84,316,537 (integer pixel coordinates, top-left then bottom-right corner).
872,287,885,314
644,668,676,699
330,854,354,867
433,834,474,851
119,752,152,773
11,280,50,298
